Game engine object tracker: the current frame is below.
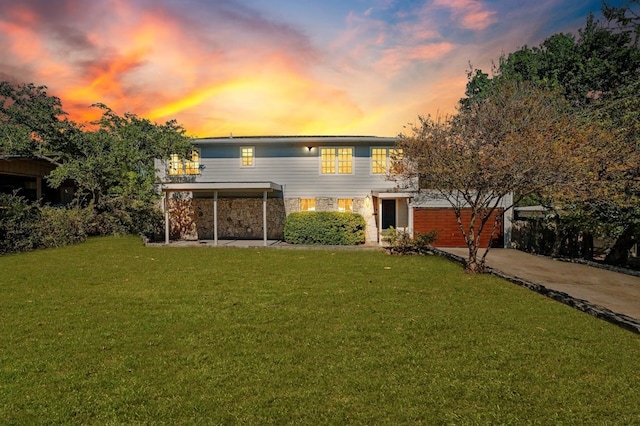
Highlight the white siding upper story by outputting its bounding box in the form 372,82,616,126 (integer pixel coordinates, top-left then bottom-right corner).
162,136,403,197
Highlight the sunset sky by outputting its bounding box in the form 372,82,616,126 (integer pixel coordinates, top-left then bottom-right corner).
0,0,624,137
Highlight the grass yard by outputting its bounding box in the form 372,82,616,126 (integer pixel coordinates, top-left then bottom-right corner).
1,236,639,424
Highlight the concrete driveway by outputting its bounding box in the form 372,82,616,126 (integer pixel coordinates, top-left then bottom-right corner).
440,247,640,331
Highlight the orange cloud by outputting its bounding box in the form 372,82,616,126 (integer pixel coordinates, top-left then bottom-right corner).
62,6,217,124
144,52,364,137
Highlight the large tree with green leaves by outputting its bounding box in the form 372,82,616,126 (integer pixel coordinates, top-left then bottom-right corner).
1,82,193,236
47,104,193,235
463,1,640,265
0,82,79,163
47,104,192,207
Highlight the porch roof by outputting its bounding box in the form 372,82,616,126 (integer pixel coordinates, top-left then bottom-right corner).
159,181,283,194
371,190,415,199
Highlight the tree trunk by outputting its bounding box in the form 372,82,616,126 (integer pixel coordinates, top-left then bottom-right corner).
581,232,594,260
550,217,563,257
604,225,637,266
465,258,486,273
465,242,486,273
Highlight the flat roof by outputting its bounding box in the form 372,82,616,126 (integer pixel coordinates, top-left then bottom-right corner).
192,135,397,145
159,181,283,193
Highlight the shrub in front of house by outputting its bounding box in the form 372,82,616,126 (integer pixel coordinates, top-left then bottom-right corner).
87,197,166,240
0,193,90,254
0,193,42,254
382,226,439,255
284,212,366,245
37,204,90,248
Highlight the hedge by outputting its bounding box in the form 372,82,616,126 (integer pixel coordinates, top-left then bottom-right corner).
284,211,366,245
0,194,93,254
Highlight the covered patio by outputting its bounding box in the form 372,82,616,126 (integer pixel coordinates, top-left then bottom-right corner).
160,181,284,247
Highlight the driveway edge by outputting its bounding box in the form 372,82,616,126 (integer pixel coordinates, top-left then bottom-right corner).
432,248,640,335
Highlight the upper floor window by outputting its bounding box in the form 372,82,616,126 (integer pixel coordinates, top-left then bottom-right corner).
241,146,254,167
320,147,353,174
371,147,402,174
168,150,200,176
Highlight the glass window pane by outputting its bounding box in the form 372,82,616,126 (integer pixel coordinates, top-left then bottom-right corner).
321,148,335,174
169,153,183,176
241,147,254,167
338,148,352,174
389,148,402,174
338,199,353,212
372,148,387,174
185,150,200,175
301,198,316,211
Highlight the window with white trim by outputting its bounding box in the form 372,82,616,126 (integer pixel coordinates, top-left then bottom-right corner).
241,146,254,167
168,150,200,176
320,147,353,174
371,147,402,174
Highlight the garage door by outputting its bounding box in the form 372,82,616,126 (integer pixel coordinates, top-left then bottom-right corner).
414,208,503,247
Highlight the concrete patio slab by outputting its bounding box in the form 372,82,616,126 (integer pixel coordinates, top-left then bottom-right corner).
162,239,282,247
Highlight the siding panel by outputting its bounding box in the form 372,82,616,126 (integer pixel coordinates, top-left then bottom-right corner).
193,139,399,198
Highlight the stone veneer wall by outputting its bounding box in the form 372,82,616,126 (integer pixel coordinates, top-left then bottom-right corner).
193,198,286,239
169,195,377,243
168,197,198,241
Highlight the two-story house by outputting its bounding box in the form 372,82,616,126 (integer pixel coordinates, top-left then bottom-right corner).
157,135,512,247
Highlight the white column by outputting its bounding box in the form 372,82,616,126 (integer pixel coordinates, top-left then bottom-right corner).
377,198,382,243
408,198,414,238
263,191,268,246
213,191,218,246
164,193,170,244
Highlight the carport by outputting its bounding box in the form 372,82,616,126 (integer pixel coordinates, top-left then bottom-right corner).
159,181,283,246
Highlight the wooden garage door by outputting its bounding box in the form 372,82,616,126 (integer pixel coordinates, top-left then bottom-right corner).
414,208,503,247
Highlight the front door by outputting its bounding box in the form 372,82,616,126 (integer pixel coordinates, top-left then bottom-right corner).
381,199,396,229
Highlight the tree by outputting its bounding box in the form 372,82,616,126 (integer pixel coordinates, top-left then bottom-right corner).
462,2,640,266
0,82,78,163
603,0,640,41
561,77,640,265
46,104,193,234
1,81,194,237
393,81,589,273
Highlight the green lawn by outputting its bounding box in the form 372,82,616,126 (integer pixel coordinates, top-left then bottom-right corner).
1,236,639,424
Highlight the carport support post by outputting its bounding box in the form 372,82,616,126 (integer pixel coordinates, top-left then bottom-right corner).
263,191,268,246
213,191,218,246
377,197,382,243
408,198,414,238
164,193,170,244
36,177,42,200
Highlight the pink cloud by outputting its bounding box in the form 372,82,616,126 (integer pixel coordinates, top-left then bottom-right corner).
432,0,497,30
377,42,455,75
